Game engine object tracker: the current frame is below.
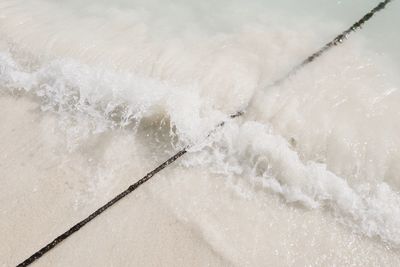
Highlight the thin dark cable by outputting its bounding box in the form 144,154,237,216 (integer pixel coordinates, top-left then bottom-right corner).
17,1,392,266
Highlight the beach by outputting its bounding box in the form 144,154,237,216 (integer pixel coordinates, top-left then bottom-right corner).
1,0,400,266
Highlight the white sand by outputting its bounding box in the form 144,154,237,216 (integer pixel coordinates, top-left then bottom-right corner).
0,95,228,266
1,95,400,266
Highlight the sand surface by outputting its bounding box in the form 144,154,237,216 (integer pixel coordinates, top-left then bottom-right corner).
1,95,400,266
0,95,229,266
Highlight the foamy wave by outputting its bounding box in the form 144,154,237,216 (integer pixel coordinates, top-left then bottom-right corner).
185,121,400,245
0,51,230,145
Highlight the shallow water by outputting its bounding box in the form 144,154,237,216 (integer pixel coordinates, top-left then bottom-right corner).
1,0,400,266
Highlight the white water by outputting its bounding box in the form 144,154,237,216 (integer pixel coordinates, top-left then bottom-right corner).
1,0,400,265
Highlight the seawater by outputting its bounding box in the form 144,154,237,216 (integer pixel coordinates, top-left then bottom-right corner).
1,0,400,265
